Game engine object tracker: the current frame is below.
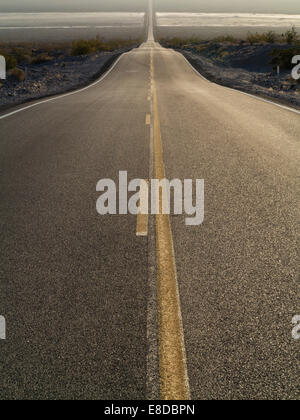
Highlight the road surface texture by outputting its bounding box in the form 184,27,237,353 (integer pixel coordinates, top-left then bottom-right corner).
0,1,299,400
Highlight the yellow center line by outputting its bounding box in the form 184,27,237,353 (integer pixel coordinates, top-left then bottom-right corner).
136,180,149,237
146,114,151,125
150,50,191,400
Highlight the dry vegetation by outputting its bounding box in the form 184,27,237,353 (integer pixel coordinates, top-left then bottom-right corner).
0,38,140,80
71,38,137,55
160,27,300,48
159,27,300,71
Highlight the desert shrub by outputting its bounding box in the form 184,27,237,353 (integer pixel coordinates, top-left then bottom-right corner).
71,38,139,55
31,53,53,64
0,53,17,70
71,39,100,56
270,48,300,70
163,37,184,48
212,35,238,43
283,27,298,44
247,31,279,44
9,67,26,82
98,39,138,51
247,32,262,44
159,37,202,49
187,37,202,45
12,48,26,62
13,47,33,63
264,31,277,43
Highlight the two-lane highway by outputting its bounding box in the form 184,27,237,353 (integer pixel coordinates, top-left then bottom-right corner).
0,2,299,400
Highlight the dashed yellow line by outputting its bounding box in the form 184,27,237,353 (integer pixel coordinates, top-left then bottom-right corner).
150,50,191,400
146,113,151,125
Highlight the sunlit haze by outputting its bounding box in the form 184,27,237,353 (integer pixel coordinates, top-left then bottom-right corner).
0,0,299,13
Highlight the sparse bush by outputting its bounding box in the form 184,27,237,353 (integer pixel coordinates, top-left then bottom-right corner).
264,31,277,43
71,38,139,55
12,47,31,60
12,48,26,62
283,26,298,44
12,47,33,63
159,37,202,49
171,37,187,48
98,39,138,51
247,31,279,44
212,35,238,43
71,39,100,56
9,67,26,82
0,53,17,70
270,48,300,70
247,32,261,44
31,53,53,64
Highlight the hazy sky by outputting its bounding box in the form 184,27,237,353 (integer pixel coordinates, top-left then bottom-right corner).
0,0,299,14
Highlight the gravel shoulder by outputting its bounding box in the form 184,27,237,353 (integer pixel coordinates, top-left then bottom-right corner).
2,41,300,114
175,43,300,110
0,46,137,112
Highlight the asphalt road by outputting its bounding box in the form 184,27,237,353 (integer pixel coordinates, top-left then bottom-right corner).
0,14,299,399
